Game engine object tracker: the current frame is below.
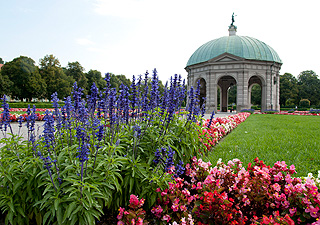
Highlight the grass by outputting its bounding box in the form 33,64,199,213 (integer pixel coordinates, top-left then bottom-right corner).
205,114,320,177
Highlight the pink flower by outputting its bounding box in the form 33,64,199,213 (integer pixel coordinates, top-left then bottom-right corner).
137,218,143,225
289,207,297,216
172,198,179,212
289,164,296,174
117,221,125,225
306,206,320,218
117,207,125,220
162,214,171,222
180,204,187,212
272,183,281,192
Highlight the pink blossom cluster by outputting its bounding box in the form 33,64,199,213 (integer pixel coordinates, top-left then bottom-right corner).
119,157,320,224
117,194,147,225
200,112,251,150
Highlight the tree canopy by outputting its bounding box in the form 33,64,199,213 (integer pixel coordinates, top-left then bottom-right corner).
39,55,75,99
1,56,46,100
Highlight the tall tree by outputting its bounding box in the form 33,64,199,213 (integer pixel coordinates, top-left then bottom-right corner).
0,57,4,64
109,73,131,90
65,61,88,95
297,70,320,106
280,73,299,106
0,70,12,96
1,56,46,100
39,54,75,99
86,69,106,94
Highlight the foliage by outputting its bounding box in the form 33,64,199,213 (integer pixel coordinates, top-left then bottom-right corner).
39,54,75,99
298,70,320,106
1,56,47,100
65,61,88,95
299,99,310,108
85,70,106,95
0,57,4,64
251,84,261,106
280,73,299,106
0,70,12,96
285,98,295,107
0,70,206,224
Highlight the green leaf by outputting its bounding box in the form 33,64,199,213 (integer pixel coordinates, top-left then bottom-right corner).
43,211,51,225
54,198,60,211
57,205,63,225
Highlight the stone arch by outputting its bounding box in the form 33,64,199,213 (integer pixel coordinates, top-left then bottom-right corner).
195,77,207,108
248,75,266,111
217,75,237,112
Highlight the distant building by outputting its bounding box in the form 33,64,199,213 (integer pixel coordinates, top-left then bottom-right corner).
0,64,4,70
185,19,282,112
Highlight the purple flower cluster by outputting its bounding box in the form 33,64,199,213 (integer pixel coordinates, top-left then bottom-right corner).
0,95,12,134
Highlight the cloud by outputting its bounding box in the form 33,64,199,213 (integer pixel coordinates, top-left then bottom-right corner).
76,38,95,46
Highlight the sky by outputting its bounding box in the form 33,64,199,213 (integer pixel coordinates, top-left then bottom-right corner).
1,0,319,83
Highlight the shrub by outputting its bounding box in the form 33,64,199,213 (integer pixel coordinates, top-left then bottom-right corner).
285,98,295,108
262,109,279,114
299,99,310,108
240,109,255,114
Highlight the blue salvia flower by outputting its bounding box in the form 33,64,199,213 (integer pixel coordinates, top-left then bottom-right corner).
130,75,137,118
42,110,56,155
165,147,175,172
51,92,62,132
150,68,159,110
108,88,117,128
96,125,104,142
201,97,206,117
132,125,141,138
141,70,149,115
76,126,90,163
0,95,12,134
37,151,57,192
77,100,89,124
17,115,24,135
153,148,162,164
103,73,111,117
174,160,185,178
159,81,169,117
28,105,37,155
87,82,99,116
97,91,104,118
207,110,215,128
51,92,60,116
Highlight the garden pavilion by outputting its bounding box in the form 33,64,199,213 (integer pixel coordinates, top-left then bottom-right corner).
185,18,282,112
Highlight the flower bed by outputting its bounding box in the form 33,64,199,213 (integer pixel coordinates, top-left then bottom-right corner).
118,157,320,224
200,112,251,150
254,110,320,116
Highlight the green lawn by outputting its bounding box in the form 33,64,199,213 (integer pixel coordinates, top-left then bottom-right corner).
205,114,320,177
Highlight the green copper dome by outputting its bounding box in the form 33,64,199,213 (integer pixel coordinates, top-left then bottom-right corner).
186,35,282,67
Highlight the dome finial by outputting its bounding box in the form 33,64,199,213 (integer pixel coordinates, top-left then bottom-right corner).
228,12,237,36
